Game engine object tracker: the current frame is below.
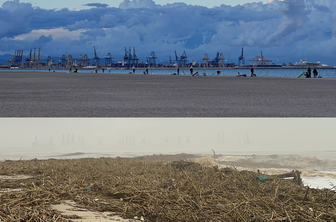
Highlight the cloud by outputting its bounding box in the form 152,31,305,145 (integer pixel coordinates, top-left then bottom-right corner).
119,0,156,9
0,0,336,65
84,3,109,8
31,35,53,48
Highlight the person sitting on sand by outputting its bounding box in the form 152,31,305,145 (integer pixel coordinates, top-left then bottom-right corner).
237,72,246,77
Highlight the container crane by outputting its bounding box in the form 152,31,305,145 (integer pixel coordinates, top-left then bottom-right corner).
238,47,245,66
132,47,139,67
25,49,32,65
123,47,129,66
66,54,73,66
148,51,158,66
83,54,90,66
93,46,100,66
46,56,53,66
248,51,271,66
104,52,114,66
211,52,224,67
174,51,189,66
180,51,188,66
61,55,67,66
202,53,209,67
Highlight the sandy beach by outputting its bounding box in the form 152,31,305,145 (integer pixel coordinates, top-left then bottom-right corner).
1,71,336,117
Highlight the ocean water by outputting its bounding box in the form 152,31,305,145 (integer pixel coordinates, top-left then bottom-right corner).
2,68,336,78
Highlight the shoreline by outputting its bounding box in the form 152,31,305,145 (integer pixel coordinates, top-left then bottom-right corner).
2,66,336,71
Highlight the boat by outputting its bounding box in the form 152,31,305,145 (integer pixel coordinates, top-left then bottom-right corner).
294,60,328,67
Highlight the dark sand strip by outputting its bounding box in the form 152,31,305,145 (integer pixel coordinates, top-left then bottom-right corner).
0,71,335,117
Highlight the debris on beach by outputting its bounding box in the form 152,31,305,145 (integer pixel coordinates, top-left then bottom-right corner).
0,155,336,221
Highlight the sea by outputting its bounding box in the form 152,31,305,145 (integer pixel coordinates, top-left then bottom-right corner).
1,68,336,78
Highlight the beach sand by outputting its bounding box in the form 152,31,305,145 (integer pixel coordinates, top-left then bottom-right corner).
1,71,336,117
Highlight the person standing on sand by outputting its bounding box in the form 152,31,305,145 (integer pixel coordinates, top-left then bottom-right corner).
133,68,135,74
313,68,318,78
190,67,193,75
146,68,148,75
177,67,179,75
102,68,104,73
250,68,254,77
95,68,98,73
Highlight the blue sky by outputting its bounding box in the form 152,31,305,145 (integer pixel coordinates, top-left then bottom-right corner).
1,0,336,65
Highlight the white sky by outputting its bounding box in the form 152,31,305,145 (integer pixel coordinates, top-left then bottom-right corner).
0,0,260,10
0,119,335,159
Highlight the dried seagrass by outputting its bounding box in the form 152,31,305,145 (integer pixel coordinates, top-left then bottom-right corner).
0,155,335,221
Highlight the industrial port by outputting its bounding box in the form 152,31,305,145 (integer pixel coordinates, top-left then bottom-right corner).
1,47,334,69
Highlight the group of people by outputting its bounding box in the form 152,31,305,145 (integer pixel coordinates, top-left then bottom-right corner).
305,67,319,78
236,68,257,77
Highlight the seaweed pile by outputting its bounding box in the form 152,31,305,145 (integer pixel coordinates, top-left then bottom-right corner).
0,155,336,221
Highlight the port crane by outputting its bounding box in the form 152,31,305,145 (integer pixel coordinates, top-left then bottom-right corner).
248,51,271,66
238,47,245,66
93,46,100,66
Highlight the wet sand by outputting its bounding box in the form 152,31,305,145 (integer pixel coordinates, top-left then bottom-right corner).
1,71,336,117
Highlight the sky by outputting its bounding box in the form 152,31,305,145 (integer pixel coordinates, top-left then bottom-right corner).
1,118,335,160
0,0,255,10
1,0,336,65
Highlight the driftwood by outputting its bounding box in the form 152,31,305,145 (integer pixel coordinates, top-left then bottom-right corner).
0,156,335,221
276,170,303,185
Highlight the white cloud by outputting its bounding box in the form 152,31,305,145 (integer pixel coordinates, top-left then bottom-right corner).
119,0,156,9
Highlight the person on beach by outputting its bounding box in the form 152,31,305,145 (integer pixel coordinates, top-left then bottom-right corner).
133,68,135,74
102,68,104,73
217,71,221,76
69,67,72,73
146,68,148,75
237,72,246,77
95,68,98,73
250,68,256,77
190,67,193,75
177,67,180,75
74,69,78,73
48,69,50,72
313,68,318,78
307,67,311,78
